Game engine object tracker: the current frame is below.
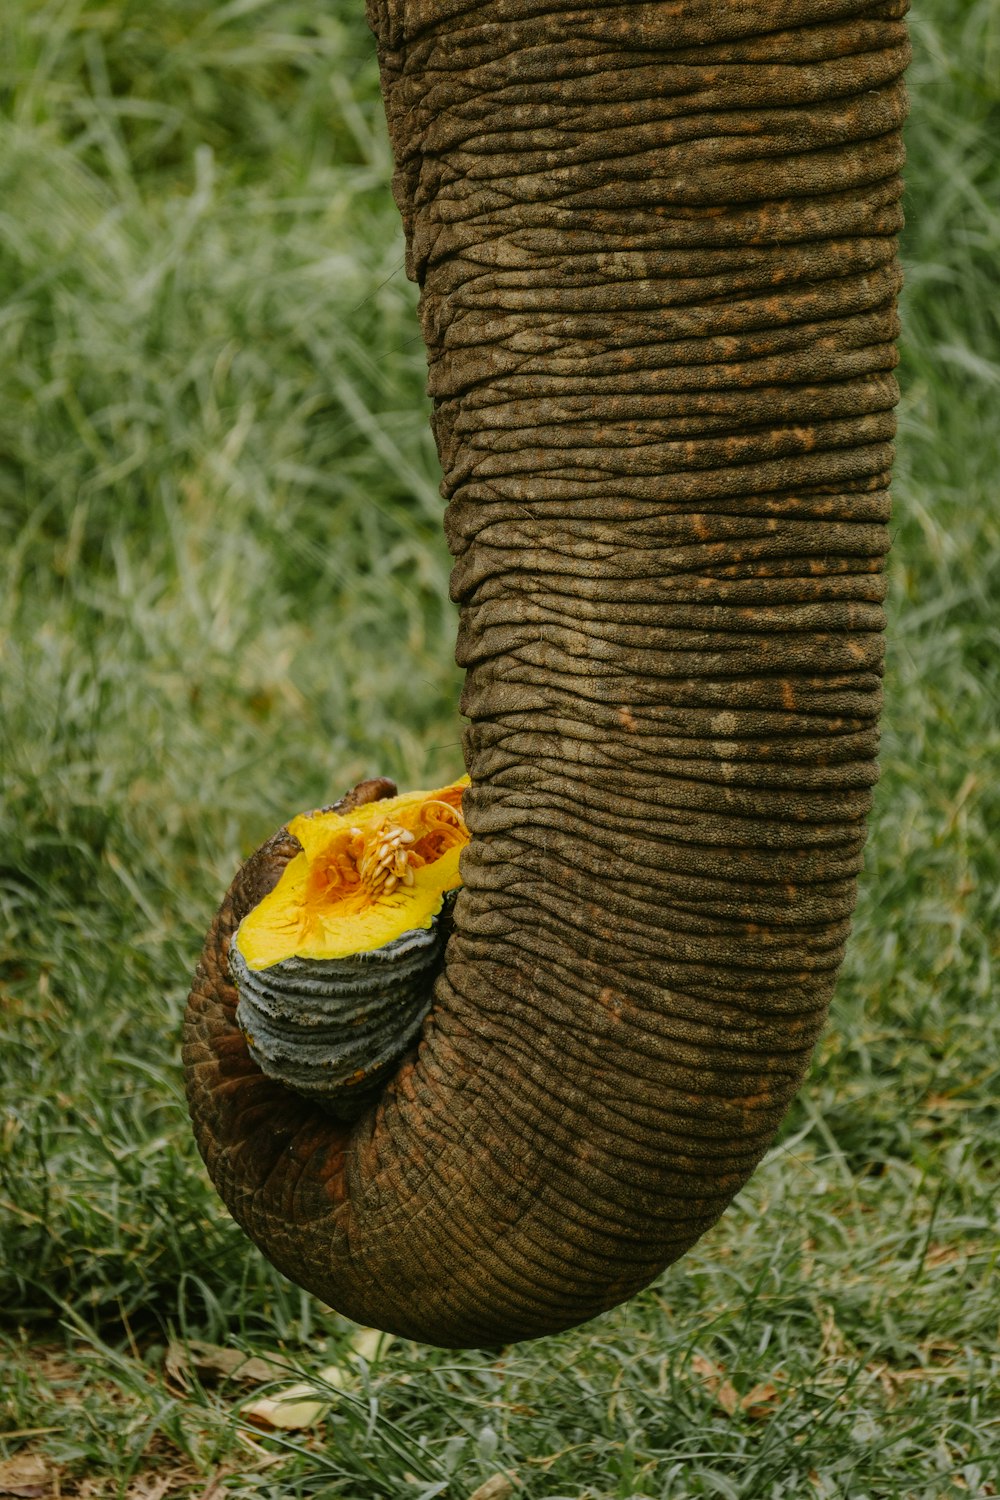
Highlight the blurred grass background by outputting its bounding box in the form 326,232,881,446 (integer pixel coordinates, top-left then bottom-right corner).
0,1,997,1496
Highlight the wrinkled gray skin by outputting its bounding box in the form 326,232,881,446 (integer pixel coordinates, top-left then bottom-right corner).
184,0,910,1349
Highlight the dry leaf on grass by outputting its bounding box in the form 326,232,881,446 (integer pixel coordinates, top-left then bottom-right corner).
242,1379,338,1432
0,1454,51,1500
467,1475,514,1500
691,1355,785,1422
922,1242,963,1269
58,1470,181,1500
123,1480,171,1500
242,1327,394,1432
736,1381,783,1421
164,1339,287,1392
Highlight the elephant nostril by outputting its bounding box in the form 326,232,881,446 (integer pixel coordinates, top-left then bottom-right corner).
228,776,469,1118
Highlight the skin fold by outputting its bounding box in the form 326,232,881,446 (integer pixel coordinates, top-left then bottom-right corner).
184,0,910,1348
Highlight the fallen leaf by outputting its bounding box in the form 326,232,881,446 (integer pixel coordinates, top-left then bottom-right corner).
714,1379,741,1417
818,1306,848,1362
349,1327,391,1364
690,1355,785,1421
741,1381,783,1421
242,1326,394,1431
0,1454,51,1499
165,1339,287,1391
468,1477,514,1500
124,1480,171,1500
923,1242,962,1268
243,1378,336,1431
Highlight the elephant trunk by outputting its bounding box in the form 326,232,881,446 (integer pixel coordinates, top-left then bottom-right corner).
184,0,909,1346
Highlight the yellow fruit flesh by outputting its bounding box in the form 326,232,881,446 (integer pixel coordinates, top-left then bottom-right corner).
236,778,469,970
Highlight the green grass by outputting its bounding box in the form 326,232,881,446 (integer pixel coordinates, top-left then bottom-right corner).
1,0,998,1495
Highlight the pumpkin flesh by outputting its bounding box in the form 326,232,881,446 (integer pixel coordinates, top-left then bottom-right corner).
236,778,469,970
